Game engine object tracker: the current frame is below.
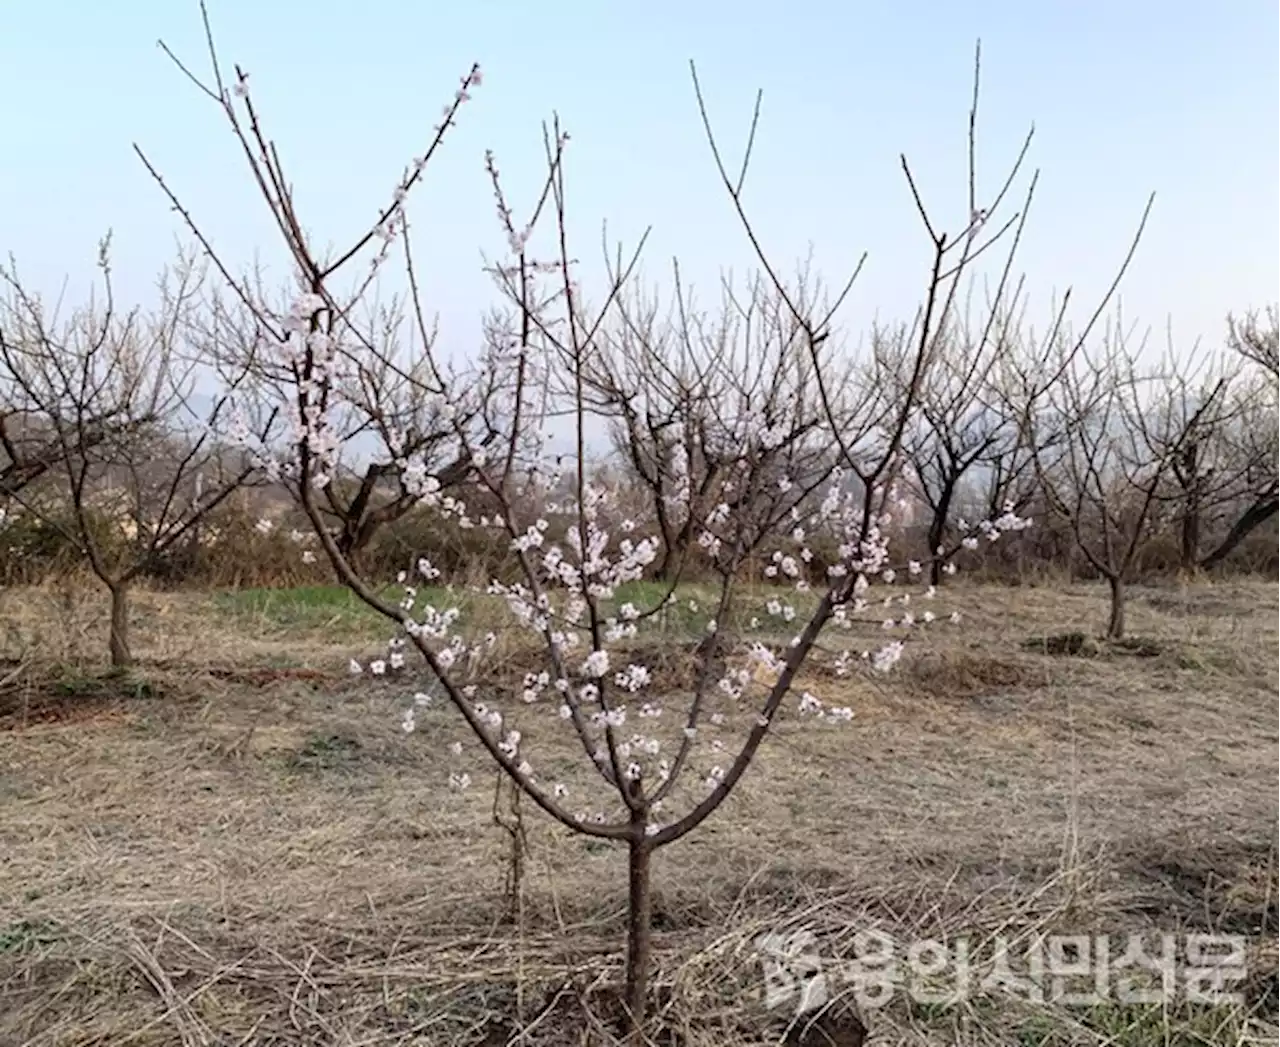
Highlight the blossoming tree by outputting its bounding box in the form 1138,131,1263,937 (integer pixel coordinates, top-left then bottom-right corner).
137,21,1176,1038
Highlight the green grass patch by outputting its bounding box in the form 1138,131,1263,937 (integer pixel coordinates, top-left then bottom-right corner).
213,584,385,633
213,579,818,640
214,583,474,631
0,917,59,955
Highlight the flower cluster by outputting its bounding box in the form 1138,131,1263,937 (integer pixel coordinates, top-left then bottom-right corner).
331,443,1031,841
213,62,1033,845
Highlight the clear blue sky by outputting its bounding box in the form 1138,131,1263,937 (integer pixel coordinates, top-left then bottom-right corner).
1,1,1276,364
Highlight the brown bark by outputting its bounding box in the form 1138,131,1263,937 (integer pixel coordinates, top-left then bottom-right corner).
623,814,653,1039
1106,575,1125,640
108,584,132,668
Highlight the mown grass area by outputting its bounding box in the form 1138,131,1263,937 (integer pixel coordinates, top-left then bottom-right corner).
0,577,1275,1045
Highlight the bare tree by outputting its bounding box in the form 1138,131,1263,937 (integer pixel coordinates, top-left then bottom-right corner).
1030,326,1227,638
984,332,1070,526
0,246,270,666
1,266,167,506
700,41,1152,610
1195,308,1278,568
899,305,1027,584
1145,345,1242,570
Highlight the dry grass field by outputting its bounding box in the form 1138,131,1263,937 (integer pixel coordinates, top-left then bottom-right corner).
0,578,1276,1045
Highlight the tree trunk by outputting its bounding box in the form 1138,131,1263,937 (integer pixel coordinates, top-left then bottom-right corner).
1179,470,1203,571
927,478,957,586
650,496,677,582
652,516,698,583
335,518,370,572
1177,440,1202,571
1106,575,1125,640
1179,504,1201,571
1199,495,1279,570
108,583,132,668
624,821,653,1038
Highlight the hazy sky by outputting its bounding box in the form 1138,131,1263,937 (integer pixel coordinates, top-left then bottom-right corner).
1,1,1276,367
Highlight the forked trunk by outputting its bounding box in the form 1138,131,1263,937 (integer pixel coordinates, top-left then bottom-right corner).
928,483,956,586
335,525,367,572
